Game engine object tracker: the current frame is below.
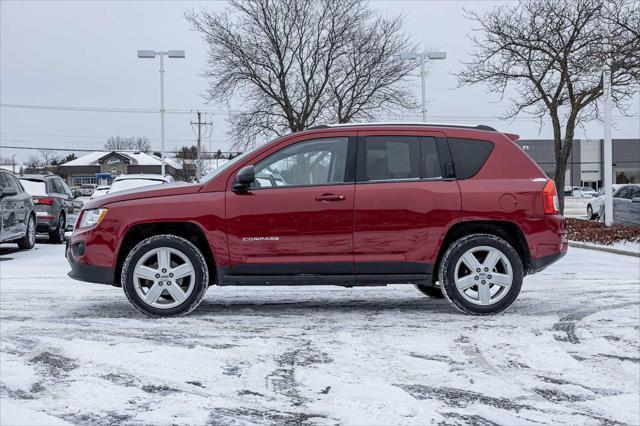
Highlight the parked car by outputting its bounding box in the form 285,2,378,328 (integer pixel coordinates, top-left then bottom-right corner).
598,184,640,227
572,186,597,198
108,174,173,194
587,185,623,219
564,186,575,196
67,123,567,317
19,174,83,243
0,170,36,249
90,185,111,199
78,184,97,197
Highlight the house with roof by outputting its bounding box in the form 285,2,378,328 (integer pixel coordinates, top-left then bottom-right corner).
57,151,182,186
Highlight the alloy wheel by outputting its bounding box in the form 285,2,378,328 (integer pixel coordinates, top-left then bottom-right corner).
58,216,65,241
27,217,35,246
453,246,513,306
133,247,196,309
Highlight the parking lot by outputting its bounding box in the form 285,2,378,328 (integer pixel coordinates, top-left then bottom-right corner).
1,242,639,425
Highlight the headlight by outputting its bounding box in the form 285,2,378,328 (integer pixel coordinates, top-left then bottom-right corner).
77,208,108,229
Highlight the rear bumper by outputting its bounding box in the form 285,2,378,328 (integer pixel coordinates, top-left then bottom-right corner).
530,247,567,273
66,240,115,285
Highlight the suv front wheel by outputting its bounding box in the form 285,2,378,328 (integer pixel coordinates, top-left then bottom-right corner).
121,235,209,317
439,234,523,315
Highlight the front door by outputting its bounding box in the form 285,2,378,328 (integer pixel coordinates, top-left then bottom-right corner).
353,131,461,275
226,135,356,276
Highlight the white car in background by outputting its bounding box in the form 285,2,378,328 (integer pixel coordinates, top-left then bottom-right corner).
90,185,111,199
107,174,173,195
587,185,623,219
572,186,598,198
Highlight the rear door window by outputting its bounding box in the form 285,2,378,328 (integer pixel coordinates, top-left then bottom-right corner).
361,136,420,181
5,175,21,191
448,138,494,179
421,137,442,179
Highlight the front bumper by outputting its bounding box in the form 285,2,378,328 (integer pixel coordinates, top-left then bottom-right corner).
66,239,115,285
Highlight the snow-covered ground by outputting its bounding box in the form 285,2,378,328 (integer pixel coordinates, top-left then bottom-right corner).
1,242,639,425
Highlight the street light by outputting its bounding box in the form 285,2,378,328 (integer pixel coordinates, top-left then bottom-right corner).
137,49,186,175
399,51,447,122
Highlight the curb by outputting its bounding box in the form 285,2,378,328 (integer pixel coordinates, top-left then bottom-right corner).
569,241,640,258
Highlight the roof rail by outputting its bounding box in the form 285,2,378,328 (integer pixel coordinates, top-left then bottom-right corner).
305,123,497,132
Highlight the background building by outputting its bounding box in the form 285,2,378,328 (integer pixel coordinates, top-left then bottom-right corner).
57,151,182,186
516,138,639,188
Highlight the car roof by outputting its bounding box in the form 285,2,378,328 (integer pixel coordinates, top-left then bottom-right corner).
113,174,169,181
18,174,55,181
309,122,498,132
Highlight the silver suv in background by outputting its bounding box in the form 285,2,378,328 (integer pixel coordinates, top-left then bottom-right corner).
19,174,83,243
0,170,36,249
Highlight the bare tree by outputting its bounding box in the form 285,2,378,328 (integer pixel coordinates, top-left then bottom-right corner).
328,14,417,123
186,0,416,150
105,136,151,152
40,150,62,167
105,136,131,151
457,0,640,213
132,137,151,153
24,155,44,173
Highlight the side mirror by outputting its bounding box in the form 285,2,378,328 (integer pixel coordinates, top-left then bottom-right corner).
1,187,18,199
232,165,255,192
73,190,82,198
632,197,640,203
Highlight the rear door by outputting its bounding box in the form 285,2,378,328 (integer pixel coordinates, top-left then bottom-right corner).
353,130,461,275
0,172,22,239
5,174,28,236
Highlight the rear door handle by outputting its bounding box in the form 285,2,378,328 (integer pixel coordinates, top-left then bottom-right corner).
315,193,346,202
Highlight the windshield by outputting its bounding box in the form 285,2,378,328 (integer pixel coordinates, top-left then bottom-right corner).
198,148,259,183
19,179,47,196
109,179,165,193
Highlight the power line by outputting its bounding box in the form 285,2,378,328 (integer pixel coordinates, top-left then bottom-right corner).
1,103,232,115
4,103,637,121
0,144,241,155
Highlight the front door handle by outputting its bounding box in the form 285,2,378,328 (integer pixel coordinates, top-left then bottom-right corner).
315,193,346,202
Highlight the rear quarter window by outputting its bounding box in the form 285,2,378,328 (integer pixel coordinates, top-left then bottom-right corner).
448,138,494,179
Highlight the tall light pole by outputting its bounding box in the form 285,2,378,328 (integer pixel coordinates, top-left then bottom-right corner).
137,50,185,175
603,66,613,226
400,51,447,122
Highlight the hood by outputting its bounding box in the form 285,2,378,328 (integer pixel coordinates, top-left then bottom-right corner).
83,181,203,209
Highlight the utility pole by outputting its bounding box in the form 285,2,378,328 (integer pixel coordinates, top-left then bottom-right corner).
190,111,213,181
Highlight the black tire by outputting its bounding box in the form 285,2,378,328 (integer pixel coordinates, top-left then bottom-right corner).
587,204,594,220
48,214,66,244
415,284,445,298
121,235,209,317
17,214,36,250
439,234,523,315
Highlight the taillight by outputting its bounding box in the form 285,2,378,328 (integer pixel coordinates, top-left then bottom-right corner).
542,180,559,214
34,197,54,205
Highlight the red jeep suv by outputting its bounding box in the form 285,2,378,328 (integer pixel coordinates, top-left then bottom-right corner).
67,124,567,316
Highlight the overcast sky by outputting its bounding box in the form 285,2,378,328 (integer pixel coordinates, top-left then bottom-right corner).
1,0,639,163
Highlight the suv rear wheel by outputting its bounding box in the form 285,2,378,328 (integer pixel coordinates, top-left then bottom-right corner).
49,213,66,244
17,214,36,250
121,235,209,317
439,234,523,315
